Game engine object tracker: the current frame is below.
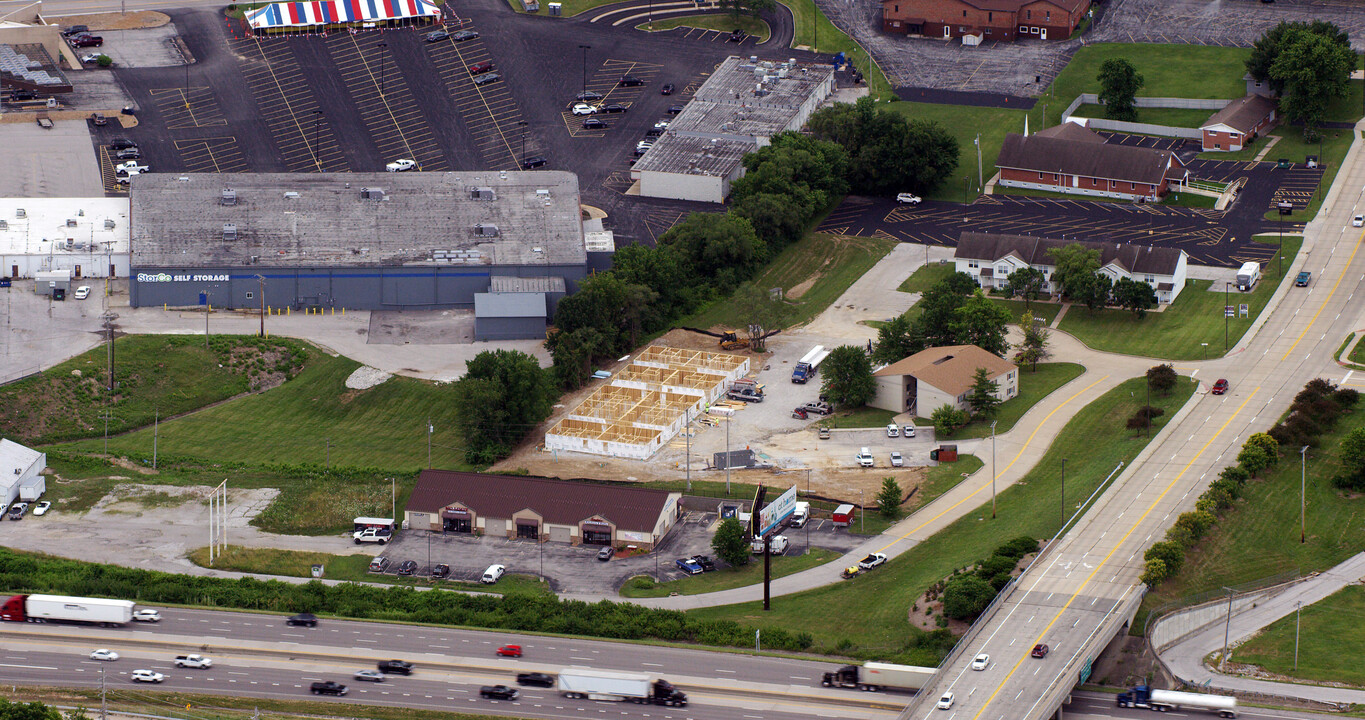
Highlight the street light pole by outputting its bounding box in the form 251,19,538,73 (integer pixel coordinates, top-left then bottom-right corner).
579,45,591,97
1294,601,1302,670
312,110,323,170
975,133,983,190
377,42,388,97
1301,445,1309,543
255,274,265,337
1221,587,1235,670
990,420,998,519
203,288,211,350
518,120,528,165
1224,281,1230,352
1060,457,1066,524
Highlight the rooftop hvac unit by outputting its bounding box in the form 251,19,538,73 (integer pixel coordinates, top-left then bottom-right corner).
221,189,237,206
469,186,496,201
66,218,77,227
473,223,500,237
536,188,550,197
283,191,300,199
65,239,73,247
0,220,7,230
360,187,386,200
749,55,758,63
104,219,115,230
15,208,25,218
223,223,237,241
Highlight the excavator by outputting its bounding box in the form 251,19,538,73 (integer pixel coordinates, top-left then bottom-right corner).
682,326,781,352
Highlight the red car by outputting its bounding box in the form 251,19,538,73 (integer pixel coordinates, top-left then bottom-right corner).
496,645,522,657
70,33,103,47
1211,379,1229,395
469,61,493,75
1031,643,1049,658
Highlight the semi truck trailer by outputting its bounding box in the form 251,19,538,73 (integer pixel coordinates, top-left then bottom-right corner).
0,594,135,626
791,346,830,383
1117,686,1236,717
821,662,937,692
556,669,688,706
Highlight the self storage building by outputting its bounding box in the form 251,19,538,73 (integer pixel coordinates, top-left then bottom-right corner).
405,470,682,549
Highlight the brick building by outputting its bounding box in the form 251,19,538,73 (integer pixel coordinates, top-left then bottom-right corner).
1200,95,1276,152
881,0,1090,41
995,123,1188,201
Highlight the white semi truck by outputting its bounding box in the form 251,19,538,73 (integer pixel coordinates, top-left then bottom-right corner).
822,661,937,692
0,594,135,626
1117,686,1236,717
555,669,688,706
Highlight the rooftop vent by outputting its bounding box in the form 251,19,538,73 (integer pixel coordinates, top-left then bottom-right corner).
15,208,25,218
536,189,550,197
223,223,237,241
221,189,237,206
104,219,115,230
284,191,300,199
360,187,386,200
470,186,496,201
66,218,77,228
0,220,7,230
473,223,500,237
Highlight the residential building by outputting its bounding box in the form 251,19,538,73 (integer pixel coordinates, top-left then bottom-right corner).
995,123,1188,201
871,345,1018,416
881,0,1091,41
954,231,1189,304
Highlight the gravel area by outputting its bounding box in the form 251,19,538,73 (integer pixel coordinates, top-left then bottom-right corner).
345,366,393,390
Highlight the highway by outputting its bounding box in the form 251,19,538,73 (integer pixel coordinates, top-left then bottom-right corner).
0,608,900,720
905,129,1365,720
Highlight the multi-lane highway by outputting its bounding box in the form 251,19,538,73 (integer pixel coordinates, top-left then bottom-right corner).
905,132,1365,720
0,607,899,720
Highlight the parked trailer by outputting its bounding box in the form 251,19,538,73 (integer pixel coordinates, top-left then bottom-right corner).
556,669,688,706
821,662,937,692
1117,686,1236,717
791,346,830,383
1235,262,1260,292
0,594,135,626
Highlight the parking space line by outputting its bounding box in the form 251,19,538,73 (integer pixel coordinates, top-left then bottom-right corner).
425,30,524,169
233,37,347,172
327,33,446,171
150,86,227,129
175,137,249,174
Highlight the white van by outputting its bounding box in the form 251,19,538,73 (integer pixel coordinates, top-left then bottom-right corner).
790,501,811,527
481,564,505,584
857,448,874,467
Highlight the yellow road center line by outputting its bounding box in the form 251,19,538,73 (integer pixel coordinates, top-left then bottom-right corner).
1281,227,1365,361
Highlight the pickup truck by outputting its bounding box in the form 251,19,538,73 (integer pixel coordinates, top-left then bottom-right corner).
800,401,832,415
353,528,391,544
310,681,348,696
174,654,212,668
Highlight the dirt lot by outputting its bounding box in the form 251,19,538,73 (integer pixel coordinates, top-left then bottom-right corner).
46,11,171,31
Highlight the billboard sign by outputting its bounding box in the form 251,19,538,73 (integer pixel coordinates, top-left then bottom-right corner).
757,485,798,537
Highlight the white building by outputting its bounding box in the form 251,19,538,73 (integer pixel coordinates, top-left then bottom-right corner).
0,198,130,280
954,232,1188,305
0,438,46,506
871,345,1018,416
630,56,836,204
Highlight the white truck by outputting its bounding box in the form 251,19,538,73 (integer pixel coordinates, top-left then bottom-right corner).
789,501,811,527
0,594,134,626
174,654,213,669
1117,686,1236,717
555,669,688,706
353,527,391,544
821,661,937,692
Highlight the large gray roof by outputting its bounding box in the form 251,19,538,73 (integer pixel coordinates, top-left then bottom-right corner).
129,172,585,268
956,232,1185,275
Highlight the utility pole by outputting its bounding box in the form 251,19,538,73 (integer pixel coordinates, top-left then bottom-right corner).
1221,587,1235,670
427,417,433,469
256,274,266,337
391,477,395,525
100,665,107,720
685,407,692,492
1060,458,1066,524
975,133,983,190
990,420,998,519
725,415,731,496
578,45,591,97
1294,601,1302,670
101,311,118,391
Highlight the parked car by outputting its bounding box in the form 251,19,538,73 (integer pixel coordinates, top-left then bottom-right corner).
886,423,899,438
131,669,164,683
431,563,450,579
90,113,108,126
728,29,746,41
472,73,500,86
570,102,597,116
286,612,318,627
310,680,347,695
1031,643,1049,658
801,401,832,415
903,425,916,437
424,29,449,42
9,502,26,519
132,608,160,622
727,387,763,403
481,564,505,584
751,535,788,555
896,193,922,205
675,557,704,575
858,552,887,570
661,83,674,95
368,556,390,572
597,546,615,561
480,685,518,700
576,90,604,102
70,33,103,47
354,669,385,682
469,61,494,74
62,25,90,37
74,286,90,300
688,554,716,571
890,451,904,467
386,158,416,172
1296,271,1311,287
109,137,138,150
582,117,607,129
1211,378,1229,395
599,103,627,113
396,560,418,576
115,148,141,160
496,644,522,657
516,672,555,687
618,75,643,86
378,660,413,675
520,155,547,169
90,649,119,661
856,447,874,467
817,426,830,439
81,53,103,64
971,653,990,671
666,105,684,114
115,160,148,175
653,119,670,129
451,29,479,41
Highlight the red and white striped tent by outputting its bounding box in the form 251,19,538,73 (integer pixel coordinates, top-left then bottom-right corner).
246,0,442,32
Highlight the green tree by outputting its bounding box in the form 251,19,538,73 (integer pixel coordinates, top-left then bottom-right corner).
950,290,1013,356
1141,557,1169,586
730,282,788,350
711,517,750,567
1238,443,1272,477
1097,58,1144,122
873,313,917,365
820,345,876,408
658,213,767,292
546,325,606,390
1003,267,1047,309
1270,28,1354,140
941,574,997,621
807,97,960,196
730,192,806,251
1247,432,1279,467
612,244,703,323
1144,540,1185,573
914,273,980,348
1014,313,1051,372
1341,428,1365,478
1112,277,1157,317
1246,21,1351,94
453,349,556,464
1046,243,1101,299
0,700,62,720
731,132,849,215
930,403,968,436
967,367,1002,420
1146,363,1177,396
876,477,904,519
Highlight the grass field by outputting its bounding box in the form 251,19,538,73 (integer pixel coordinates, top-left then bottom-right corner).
689,376,1196,662
897,262,957,294
619,548,840,597
944,363,1085,440
57,352,470,472
1058,238,1301,360
685,233,897,330
885,101,1036,203
637,14,769,41
822,406,898,429
777,0,891,98
1139,400,1365,620
187,545,551,595
1234,585,1365,686
1046,44,1252,126
1350,334,1365,366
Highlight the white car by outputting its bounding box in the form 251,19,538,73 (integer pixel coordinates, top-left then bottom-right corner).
571,103,598,116
80,53,101,64
1354,215,1364,228
115,161,148,175
74,286,91,300
937,691,954,710
858,552,887,570
886,423,899,438
904,425,916,438
132,608,161,622
896,193,922,205
131,669,164,683
32,500,51,516
386,158,416,172
481,564,505,584
354,669,385,682
90,649,119,661
890,451,904,467
971,653,990,670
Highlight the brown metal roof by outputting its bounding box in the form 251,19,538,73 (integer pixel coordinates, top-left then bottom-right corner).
407,470,676,534
1033,122,1105,143
955,232,1184,276
1201,94,1276,134
874,345,1015,397
997,131,1184,186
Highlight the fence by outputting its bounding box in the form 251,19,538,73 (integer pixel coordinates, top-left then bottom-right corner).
0,365,42,388
1059,93,1231,140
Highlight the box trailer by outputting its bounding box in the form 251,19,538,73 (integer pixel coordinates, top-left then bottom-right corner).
556,669,687,706
19,477,45,502
821,662,937,692
832,504,856,526
0,594,135,626
1117,686,1236,717
1235,262,1260,291
791,346,829,383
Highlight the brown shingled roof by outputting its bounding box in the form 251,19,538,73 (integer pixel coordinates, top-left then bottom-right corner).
996,132,1184,186
407,470,675,534
954,0,1089,14
1201,94,1276,134
955,232,1184,276
874,345,1015,397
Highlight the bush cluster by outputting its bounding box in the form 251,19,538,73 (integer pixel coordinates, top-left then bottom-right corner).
937,536,1038,621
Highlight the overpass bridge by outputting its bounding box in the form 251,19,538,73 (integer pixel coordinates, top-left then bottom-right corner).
902,130,1365,720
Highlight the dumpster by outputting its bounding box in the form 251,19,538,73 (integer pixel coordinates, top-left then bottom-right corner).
936,445,958,462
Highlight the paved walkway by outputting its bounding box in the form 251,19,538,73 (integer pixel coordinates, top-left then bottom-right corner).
1158,552,1365,705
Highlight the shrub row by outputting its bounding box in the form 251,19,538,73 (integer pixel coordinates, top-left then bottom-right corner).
933,536,1039,623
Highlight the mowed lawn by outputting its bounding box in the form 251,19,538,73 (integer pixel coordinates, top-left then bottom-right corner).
58,353,470,471
885,101,1035,203
1059,238,1300,361
1047,44,1251,126
639,15,770,42
945,363,1086,440
689,376,1196,663
1235,585,1365,686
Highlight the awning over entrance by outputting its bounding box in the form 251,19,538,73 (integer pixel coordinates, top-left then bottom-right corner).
442,508,470,519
